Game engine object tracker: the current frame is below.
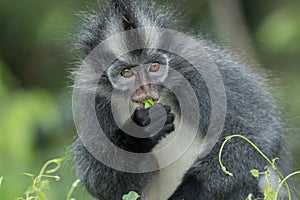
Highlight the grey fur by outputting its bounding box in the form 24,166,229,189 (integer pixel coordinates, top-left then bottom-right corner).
71,0,294,199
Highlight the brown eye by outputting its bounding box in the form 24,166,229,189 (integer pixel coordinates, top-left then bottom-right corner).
149,62,161,72
120,68,134,78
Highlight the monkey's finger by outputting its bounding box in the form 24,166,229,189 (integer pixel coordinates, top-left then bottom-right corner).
141,116,151,126
133,115,151,127
162,123,175,133
162,105,171,113
148,104,171,119
148,104,171,114
133,108,149,120
166,113,175,124
146,113,174,130
150,124,174,140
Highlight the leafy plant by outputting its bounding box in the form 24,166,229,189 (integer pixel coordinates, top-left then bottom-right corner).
122,191,140,200
16,158,64,200
66,179,81,200
142,99,155,109
219,134,300,200
14,158,81,200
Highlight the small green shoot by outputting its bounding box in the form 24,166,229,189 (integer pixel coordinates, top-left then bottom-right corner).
17,158,64,200
245,193,253,200
0,176,3,188
250,169,260,178
122,191,140,200
66,179,81,200
264,181,276,200
142,99,154,109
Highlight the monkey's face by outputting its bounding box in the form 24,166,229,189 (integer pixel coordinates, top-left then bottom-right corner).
107,52,170,109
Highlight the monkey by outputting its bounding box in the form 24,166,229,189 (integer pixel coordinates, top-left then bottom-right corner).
71,0,293,199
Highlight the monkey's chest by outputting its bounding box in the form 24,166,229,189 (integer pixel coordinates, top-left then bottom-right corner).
143,122,202,200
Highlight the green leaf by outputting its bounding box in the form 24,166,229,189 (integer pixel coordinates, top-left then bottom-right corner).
39,180,50,190
21,173,35,178
0,176,3,188
245,193,253,200
36,189,48,200
122,191,140,200
142,99,154,109
26,185,35,194
250,169,260,178
264,183,276,200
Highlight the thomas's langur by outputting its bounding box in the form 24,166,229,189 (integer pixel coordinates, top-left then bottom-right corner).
71,0,292,199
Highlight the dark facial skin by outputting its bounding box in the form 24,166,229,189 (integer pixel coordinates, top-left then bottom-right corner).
115,61,168,108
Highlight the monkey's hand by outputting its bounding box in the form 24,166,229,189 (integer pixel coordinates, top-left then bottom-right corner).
116,104,175,153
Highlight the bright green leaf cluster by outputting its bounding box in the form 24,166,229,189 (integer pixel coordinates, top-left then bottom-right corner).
122,191,140,200
264,182,277,200
142,99,155,109
245,194,253,200
250,168,276,199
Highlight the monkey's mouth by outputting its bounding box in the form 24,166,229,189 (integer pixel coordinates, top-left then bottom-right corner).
131,97,159,108
130,84,160,109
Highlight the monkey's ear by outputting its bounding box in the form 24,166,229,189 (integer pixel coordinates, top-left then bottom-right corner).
113,0,138,30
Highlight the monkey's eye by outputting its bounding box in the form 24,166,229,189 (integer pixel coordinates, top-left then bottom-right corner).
149,62,161,72
120,68,134,78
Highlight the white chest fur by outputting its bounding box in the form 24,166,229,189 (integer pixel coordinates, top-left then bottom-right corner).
142,119,202,200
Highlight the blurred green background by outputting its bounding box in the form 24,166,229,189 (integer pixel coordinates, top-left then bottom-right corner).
0,0,299,199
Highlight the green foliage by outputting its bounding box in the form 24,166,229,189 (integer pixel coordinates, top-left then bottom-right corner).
66,179,81,200
264,183,277,200
257,5,300,54
0,176,3,188
16,158,63,200
245,194,253,200
249,168,277,200
14,158,81,200
142,99,155,109
0,60,70,199
219,134,300,200
0,0,299,198
250,169,259,178
122,191,140,200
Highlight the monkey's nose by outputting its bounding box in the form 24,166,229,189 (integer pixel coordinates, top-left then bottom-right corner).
140,84,150,90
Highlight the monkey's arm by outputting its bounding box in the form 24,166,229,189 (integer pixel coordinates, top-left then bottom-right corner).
168,120,281,200
73,104,174,200
72,138,152,200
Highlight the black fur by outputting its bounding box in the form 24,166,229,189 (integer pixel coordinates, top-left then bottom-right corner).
113,104,175,153
71,0,293,199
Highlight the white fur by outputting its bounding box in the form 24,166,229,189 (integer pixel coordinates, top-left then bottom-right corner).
258,167,287,198
142,95,202,200
143,120,202,200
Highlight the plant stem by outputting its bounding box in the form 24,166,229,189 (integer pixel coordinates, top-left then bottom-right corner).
275,171,300,200
34,158,63,188
218,134,291,199
66,179,81,200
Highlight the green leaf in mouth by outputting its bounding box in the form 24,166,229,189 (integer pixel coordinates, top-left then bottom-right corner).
142,99,155,109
